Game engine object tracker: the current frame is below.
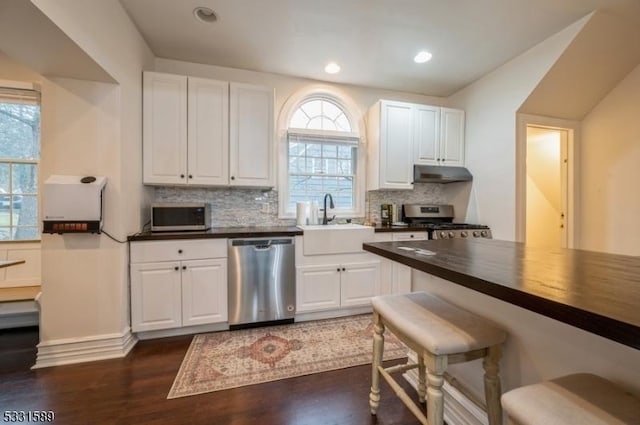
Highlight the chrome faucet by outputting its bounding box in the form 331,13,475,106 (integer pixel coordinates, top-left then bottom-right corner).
322,193,335,225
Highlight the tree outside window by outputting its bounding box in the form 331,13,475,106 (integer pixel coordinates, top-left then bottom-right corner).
0,90,41,241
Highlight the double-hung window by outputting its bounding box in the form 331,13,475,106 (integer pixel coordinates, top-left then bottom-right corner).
285,96,361,216
0,86,41,241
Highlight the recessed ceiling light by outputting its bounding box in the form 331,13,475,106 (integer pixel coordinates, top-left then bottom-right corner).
324,62,341,74
193,7,217,23
414,51,433,64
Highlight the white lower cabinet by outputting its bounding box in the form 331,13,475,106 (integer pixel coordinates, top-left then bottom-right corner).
340,261,381,307
131,261,182,331
375,231,427,294
181,259,227,327
130,239,227,333
296,264,341,312
296,260,380,313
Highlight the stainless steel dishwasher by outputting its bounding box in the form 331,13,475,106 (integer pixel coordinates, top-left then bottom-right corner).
228,237,296,328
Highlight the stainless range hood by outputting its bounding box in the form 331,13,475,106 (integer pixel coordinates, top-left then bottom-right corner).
413,164,473,183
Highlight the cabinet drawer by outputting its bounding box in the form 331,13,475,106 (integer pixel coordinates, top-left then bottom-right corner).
392,232,428,241
131,239,227,263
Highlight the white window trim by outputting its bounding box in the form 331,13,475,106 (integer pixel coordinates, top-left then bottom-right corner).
277,85,366,219
0,84,41,241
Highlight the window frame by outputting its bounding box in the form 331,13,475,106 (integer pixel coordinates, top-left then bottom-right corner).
277,88,365,220
0,83,41,242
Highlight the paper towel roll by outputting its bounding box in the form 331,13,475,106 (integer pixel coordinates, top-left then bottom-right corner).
310,201,319,225
296,202,308,226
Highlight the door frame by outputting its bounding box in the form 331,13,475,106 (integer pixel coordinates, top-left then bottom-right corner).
515,114,580,247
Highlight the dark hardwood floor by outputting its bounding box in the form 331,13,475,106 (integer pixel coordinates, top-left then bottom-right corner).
0,327,423,425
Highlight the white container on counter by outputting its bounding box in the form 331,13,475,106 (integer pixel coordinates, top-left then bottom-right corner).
296,202,308,226
310,201,319,225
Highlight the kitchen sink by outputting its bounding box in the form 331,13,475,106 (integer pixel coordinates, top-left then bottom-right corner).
297,223,375,255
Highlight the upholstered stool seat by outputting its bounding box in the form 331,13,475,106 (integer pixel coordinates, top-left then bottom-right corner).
502,373,640,425
369,291,507,425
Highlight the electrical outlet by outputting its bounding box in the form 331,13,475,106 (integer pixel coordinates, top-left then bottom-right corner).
261,203,270,214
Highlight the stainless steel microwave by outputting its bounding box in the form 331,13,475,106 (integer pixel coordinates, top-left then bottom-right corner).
151,203,211,232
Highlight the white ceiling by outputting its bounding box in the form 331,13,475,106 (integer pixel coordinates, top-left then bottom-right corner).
119,0,637,97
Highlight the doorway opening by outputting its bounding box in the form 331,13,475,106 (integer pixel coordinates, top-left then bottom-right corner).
516,115,578,248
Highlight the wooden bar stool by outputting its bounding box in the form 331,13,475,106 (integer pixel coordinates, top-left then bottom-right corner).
502,373,640,425
369,291,507,425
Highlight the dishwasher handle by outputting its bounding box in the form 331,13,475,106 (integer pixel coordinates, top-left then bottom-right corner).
253,244,272,251
231,238,294,248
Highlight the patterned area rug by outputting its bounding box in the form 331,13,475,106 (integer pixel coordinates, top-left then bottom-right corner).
167,314,407,399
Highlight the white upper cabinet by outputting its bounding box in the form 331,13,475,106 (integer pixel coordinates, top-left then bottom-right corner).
229,83,275,187
187,77,229,185
439,107,465,166
368,99,466,190
415,106,465,166
413,104,440,164
367,100,415,190
143,72,274,187
143,72,187,185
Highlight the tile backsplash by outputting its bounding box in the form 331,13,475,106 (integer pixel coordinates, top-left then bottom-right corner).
152,187,294,227
152,183,445,228
366,183,445,225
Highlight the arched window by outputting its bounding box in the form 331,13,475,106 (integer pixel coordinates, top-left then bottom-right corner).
289,98,352,132
285,95,360,216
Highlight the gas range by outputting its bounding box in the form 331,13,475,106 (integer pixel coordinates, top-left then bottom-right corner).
402,204,492,240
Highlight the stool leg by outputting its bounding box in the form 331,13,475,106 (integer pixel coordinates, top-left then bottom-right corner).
369,312,385,415
426,355,447,425
418,353,426,403
483,344,503,425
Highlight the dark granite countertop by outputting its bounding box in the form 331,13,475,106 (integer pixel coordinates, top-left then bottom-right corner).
128,226,303,241
371,225,429,233
363,238,640,350
128,224,429,241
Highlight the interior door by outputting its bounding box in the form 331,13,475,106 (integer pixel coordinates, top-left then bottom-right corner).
525,126,569,248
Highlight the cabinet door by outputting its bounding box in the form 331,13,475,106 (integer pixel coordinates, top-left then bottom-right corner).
229,83,274,187
379,100,414,189
413,104,440,165
374,233,393,295
440,108,465,166
187,78,229,185
390,232,427,294
131,261,182,332
340,261,380,308
143,72,188,185
296,264,341,312
181,259,228,326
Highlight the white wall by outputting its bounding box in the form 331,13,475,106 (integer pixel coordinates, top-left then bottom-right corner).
578,62,640,256
447,16,588,240
7,0,155,363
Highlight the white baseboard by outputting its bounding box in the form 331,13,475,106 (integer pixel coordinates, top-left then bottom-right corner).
404,365,487,425
33,328,137,369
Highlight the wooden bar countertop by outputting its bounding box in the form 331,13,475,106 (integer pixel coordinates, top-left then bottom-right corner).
363,238,640,350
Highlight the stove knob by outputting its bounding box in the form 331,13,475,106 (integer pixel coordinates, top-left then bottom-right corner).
440,231,447,239
461,231,468,238
473,231,480,237
448,231,455,238
481,230,488,237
